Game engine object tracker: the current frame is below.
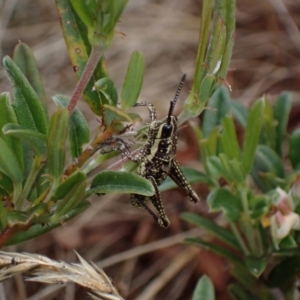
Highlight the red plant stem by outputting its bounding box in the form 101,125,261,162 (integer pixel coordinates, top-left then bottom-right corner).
67,45,103,114
0,224,30,248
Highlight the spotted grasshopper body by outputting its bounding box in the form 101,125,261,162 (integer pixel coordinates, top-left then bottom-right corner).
127,75,200,228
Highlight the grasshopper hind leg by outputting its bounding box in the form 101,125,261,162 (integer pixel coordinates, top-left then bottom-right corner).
130,177,170,228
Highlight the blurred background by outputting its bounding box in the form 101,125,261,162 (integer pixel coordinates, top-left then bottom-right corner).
0,0,300,299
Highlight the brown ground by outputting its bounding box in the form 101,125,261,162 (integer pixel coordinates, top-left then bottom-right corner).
1,0,300,299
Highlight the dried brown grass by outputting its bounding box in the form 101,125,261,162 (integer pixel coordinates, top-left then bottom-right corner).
0,0,299,299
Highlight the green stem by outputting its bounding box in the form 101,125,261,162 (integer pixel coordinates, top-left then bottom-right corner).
16,155,42,209
240,188,259,256
229,221,250,255
67,45,103,114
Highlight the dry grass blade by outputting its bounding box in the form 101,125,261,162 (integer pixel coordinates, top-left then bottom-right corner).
0,251,124,300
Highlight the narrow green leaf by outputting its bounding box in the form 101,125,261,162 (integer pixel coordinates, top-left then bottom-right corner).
50,181,86,223
185,237,243,267
251,145,284,192
87,170,155,196
121,51,145,110
3,123,47,155
181,212,240,250
205,12,226,74
0,137,23,184
192,276,215,300
159,167,209,192
0,92,23,169
219,154,245,183
53,95,90,159
289,129,300,170
103,104,132,126
241,98,265,175
199,75,217,109
244,256,267,278
218,0,236,79
273,92,291,156
5,201,90,246
230,100,248,128
69,0,94,28
13,42,48,116
3,56,48,134
199,127,220,165
0,172,13,195
193,0,215,93
47,108,70,180
231,265,257,292
52,171,86,200
220,115,240,160
228,284,254,300
94,77,118,106
207,187,242,221
202,86,231,138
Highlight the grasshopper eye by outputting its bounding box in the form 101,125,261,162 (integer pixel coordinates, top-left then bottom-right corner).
161,123,173,138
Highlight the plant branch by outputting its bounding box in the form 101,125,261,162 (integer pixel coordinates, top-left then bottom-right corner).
67,45,103,114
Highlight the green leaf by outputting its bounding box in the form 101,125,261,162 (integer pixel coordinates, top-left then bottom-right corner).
205,10,226,75
0,92,23,169
50,181,86,223
5,200,90,246
259,99,276,149
13,42,48,116
0,137,23,184
251,145,284,192
192,276,215,300
181,212,240,250
220,115,240,161
121,51,145,110
47,108,70,181
3,56,48,135
241,98,265,175
3,123,47,155
289,129,300,170
228,283,254,300
53,95,90,159
219,154,245,183
93,77,118,106
0,172,13,195
273,92,291,156
230,100,248,128
207,188,242,221
198,75,217,111
103,104,132,126
185,237,243,267
52,170,86,200
87,170,155,196
69,0,94,28
231,265,256,293
244,256,267,278
217,0,236,79
202,86,231,138
159,167,209,192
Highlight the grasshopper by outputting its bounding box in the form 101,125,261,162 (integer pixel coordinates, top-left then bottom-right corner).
125,74,200,228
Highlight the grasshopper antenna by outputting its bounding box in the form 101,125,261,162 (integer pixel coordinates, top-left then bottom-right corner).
167,74,186,124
